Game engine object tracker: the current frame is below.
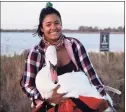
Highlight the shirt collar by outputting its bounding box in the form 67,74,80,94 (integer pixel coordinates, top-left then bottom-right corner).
38,35,72,52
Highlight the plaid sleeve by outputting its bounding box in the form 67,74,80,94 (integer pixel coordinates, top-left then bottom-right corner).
20,48,44,106
73,39,106,96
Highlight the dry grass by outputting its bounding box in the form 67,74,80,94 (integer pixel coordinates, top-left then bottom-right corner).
0,53,32,112
0,52,124,112
89,52,124,112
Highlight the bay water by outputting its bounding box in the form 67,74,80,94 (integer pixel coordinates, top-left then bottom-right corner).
1,32,124,56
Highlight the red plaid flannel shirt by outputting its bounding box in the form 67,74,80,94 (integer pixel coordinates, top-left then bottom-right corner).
20,35,106,107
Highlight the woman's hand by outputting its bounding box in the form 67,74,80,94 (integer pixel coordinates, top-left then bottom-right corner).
47,85,68,105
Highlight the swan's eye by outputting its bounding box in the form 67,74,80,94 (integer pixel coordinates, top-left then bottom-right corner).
49,61,53,67
53,65,57,71
49,61,57,71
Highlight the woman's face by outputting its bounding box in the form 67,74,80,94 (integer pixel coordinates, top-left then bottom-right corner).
41,13,62,43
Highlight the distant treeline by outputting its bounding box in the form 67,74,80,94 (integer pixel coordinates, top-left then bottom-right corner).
1,26,124,33
64,26,124,33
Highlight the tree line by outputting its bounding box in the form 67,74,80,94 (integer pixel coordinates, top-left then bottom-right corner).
77,26,124,32
63,26,124,33
1,26,124,33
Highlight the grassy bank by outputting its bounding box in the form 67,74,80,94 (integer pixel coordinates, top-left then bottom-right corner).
0,52,124,112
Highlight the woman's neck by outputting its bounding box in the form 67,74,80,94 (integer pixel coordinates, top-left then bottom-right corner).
42,34,64,50
44,37,59,44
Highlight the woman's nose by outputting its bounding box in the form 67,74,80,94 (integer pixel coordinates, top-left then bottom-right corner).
51,24,57,30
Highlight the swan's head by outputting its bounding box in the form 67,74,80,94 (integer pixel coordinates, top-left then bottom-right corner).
45,45,58,84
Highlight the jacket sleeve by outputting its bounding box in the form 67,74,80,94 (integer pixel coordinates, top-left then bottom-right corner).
73,39,106,96
20,49,44,107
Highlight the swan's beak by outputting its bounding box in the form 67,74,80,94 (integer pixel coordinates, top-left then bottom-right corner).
50,62,58,84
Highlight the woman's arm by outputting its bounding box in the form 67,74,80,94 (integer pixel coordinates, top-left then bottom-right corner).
20,48,68,109
20,49,44,107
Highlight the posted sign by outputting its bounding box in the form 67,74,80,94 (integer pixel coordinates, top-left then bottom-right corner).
100,32,109,51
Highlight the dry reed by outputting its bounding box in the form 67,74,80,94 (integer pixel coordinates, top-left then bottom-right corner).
0,52,124,112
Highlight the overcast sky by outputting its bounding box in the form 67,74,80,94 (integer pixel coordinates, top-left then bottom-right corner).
1,1,124,30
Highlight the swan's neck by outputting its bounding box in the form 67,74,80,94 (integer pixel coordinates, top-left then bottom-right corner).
45,58,50,68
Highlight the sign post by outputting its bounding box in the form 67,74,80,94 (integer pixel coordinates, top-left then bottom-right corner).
100,32,110,52
100,32,110,62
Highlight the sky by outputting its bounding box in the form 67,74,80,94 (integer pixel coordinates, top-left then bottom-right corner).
1,1,124,30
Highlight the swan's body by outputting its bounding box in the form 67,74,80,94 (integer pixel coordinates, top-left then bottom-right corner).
36,70,102,99
35,45,114,111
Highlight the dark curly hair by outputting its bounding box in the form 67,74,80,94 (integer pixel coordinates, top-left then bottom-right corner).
36,7,62,37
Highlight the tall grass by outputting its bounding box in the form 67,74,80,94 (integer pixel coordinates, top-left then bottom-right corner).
0,53,32,112
0,52,124,112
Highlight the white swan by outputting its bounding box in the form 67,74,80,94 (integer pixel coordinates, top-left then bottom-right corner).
35,45,117,111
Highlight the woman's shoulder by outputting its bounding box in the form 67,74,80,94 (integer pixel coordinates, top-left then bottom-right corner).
29,45,39,53
26,45,42,59
64,36,82,45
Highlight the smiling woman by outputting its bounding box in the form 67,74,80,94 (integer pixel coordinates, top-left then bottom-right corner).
41,13,62,44
20,2,114,112
36,3,62,44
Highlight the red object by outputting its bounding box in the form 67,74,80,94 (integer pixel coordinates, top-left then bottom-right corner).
33,96,108,112
79,95,108,110
48,99,82,112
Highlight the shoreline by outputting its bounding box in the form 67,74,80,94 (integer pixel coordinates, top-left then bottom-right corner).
1,31,124,34
1,51,124,57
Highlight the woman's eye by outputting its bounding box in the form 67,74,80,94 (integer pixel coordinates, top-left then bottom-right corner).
55,22,59,25
46,24,51,27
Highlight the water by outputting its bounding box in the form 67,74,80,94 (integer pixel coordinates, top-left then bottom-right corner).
1,32,124,56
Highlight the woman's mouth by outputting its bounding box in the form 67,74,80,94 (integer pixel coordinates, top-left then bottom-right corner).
50,31,59,34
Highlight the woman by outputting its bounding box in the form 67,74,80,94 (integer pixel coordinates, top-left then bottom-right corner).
20,2,108,112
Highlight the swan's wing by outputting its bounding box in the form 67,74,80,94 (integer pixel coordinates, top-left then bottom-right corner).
57,71,100,98
63,88,79,98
